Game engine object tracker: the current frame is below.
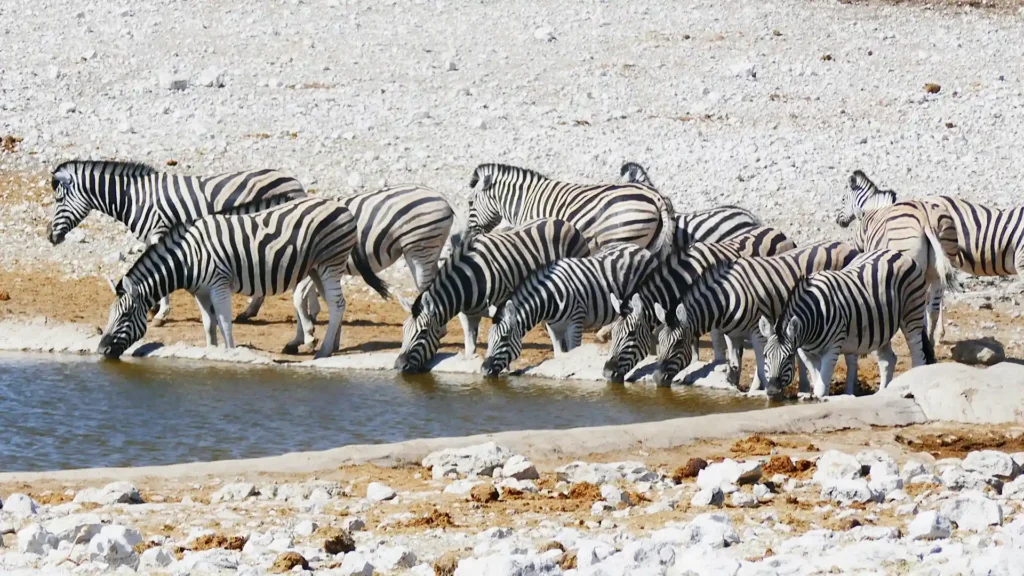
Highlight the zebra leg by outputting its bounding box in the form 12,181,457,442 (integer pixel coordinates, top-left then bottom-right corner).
313,269,346,359
815,348,841,399
843,354,859,396
545,323,569,357
711,329,727,364
283,282,319,355
210,284,236,349
297,276,320,323
875,342,897,390
724,333,745,388
747,332,767,394
404,251,437,292
236,296,264,323
797,349,819,397
151,295,172,327
924,281,943,344
194,290,218,347
797,356,810,394
459,313,481,358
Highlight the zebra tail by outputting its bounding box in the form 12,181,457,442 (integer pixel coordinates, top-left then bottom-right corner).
924,224,962,294
351,243,391,300
649,193,678,257
921,327,937,365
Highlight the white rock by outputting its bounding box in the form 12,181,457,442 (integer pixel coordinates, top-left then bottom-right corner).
896,503,918,516
47,66,61,80
44,514,104,544
868,474,903,496
821,479,879,504
73,481,141,505
576,540,616,568
901,460,930,480
696,459,762,493
963,450,1019,479
267,77,284,89
533,27,554,41
940,466,995,492
600,484,631,506
455,553,558,575
940,490,1003,531
342,517,365,532
868,459,900,480
813,451,864,485
268,536,294,552
472,118,487,130
175,549,240,572
423,442,512,479
445,59,458,71
366,482,396,502
59,102,77,115
556,461,658,485
3,494,39,517
1003,476,1024,499
139,547,174,569
679,513,740,549
730,62,756,79
87,525,141,566
690,487,724,507
158,71,189,91
501,455,539,480
591,501,614,515
753,483,772,502
374,545,416,571
293,520,317,537
1012,453,1024,469
196,67,225,88
338,551,374,576
347,172,363,189
210,483,256,503
730,491,758,508
908,510,953,540
17,524,57,555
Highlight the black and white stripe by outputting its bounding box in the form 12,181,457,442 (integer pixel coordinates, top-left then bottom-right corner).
464,163,676,254
933,195,1024,278
396,219,591,373
603,226,796,383
480,243,653,376
651,241,860,389
237,184,455,320
48,160,307,324
759,249,935,399
97,198,387,360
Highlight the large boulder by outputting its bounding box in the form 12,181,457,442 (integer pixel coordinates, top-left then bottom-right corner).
907,511,952,540
963,450,1019,480
422,442,512,479
2,494,39,517
17,524,57,555
696,459,762,493
87,525,142,567
454,553,559,575
813,451,864,485
44,513,104,544
887,363,1024,424
940,490,1003,531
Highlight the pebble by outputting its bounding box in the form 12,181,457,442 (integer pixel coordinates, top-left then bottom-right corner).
366,482,396,502
196,66,226,88
533,27,554,41
963,450,1019,479
940,491,1003,531
293,520,317,537
2,494,39,517
158,71,189,91
690,487,724,507
59,102,76,115
501,455,539,480
908,511,952,540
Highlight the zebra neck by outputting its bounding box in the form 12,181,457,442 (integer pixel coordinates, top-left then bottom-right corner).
97,174,162,239
124,238,194,304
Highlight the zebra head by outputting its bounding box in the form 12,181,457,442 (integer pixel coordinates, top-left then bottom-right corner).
758,315,800,398
47,163,94,245
395,291,443,373
620,161,656,189
651,302,695,387
836,170,896,228
481,300,525,377
466,164,504,238
604,292,653,383
97,278,151,360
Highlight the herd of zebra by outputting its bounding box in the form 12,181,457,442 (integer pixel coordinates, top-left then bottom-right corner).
42,159,1024,398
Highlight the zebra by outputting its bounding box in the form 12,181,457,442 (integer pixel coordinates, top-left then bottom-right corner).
48,160,307,325
931,195,1024,279
619,161,762,249
836,170,960,342
97,198,388,360
395,219,591,373
649,241,860,390
603,226,796,383
462,163,676,255
759,249,935,399
236,184,455,321
480,243,654,377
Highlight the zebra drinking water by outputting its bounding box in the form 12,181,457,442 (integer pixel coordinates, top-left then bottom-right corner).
650,241,860,390
97,198,388,360
759,249,935,399
480,243,654,377
236,184,455,321
461,163,676,254
395,219,591,373
603,226,796,383
48,160,307,325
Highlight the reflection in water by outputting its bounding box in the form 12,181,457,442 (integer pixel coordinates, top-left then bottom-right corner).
0,352,765,472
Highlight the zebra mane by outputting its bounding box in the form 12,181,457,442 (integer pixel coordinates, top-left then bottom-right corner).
412,234,476,317
469,163,549,189
774,275,815,336
665,257,739,327
849,170,897,212
54,160,159,177
620,161,657,190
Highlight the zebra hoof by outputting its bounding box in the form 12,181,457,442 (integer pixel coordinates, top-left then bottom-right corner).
234,313,254,324
151,317,166,328
282,343,300,355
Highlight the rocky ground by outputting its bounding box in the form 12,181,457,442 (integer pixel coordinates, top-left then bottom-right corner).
4,425,1024,575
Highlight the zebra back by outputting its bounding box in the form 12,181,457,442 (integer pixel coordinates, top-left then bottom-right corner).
933,195,1024,276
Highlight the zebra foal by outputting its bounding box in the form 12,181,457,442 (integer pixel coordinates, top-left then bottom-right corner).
396,219,591,373
603,226,796,383
650,241,860,390
760,249,935,399
48,160,307,325
481,243,654,376
97,198,387,360
462,163,676,254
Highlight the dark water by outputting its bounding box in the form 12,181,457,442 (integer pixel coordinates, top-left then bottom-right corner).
0,352,766,472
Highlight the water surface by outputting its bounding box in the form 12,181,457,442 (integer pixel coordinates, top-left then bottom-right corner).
0,352,766,472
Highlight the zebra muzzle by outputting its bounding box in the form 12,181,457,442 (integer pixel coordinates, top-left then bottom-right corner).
46,222,65,245
96,336,122,360
480,358,502,377
602,358,625,383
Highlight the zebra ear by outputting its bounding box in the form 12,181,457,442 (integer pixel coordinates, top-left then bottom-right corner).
674,303,687,326
398,294,414,313
104,276,117,295
608,293,622,315
758,316,774,339
785,317,801,340
653,302,667,325
629,293,643,313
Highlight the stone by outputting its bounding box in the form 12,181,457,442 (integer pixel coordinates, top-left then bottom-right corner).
951,339,1005,366
753,483,772,502
472,118,487,130
196,66,225,88
268,536,294,552
679,513,740,549
731,62,757,79
887,363,1024,424
901,460,930,480
73,481,141,505
940,490,1003,531
821,479,879,504
45,513,104,544
445,60,458,71
470,483,499,503
696,459,762,493
274,481,342,502
600,484,631,506
730,491,758,508
908,511,953,540
374,545,417,571
17,524,57,555
941,466,999,492
963,450,1019,479
868,474,903,496
443,479,482,497
501,455,539,480
158,71,189,91
211,483,257,503
867,459,900,479
576,540,616,568
533,27,555,41
341,517,365,532
59,102,77,115
556,461,658,485
271,551,308,573
366,482,396,502
139,547,174,569
691,487,724,507
87,525,142,566
813,451,864,484
293,520,317,537
1003,476,1024,499
422,442,512,479
338,551,374,576
322,528,355,554
591,501,614,515
176,549,240,572
267,77,284,89
3,494,38,517
455,553,559,575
